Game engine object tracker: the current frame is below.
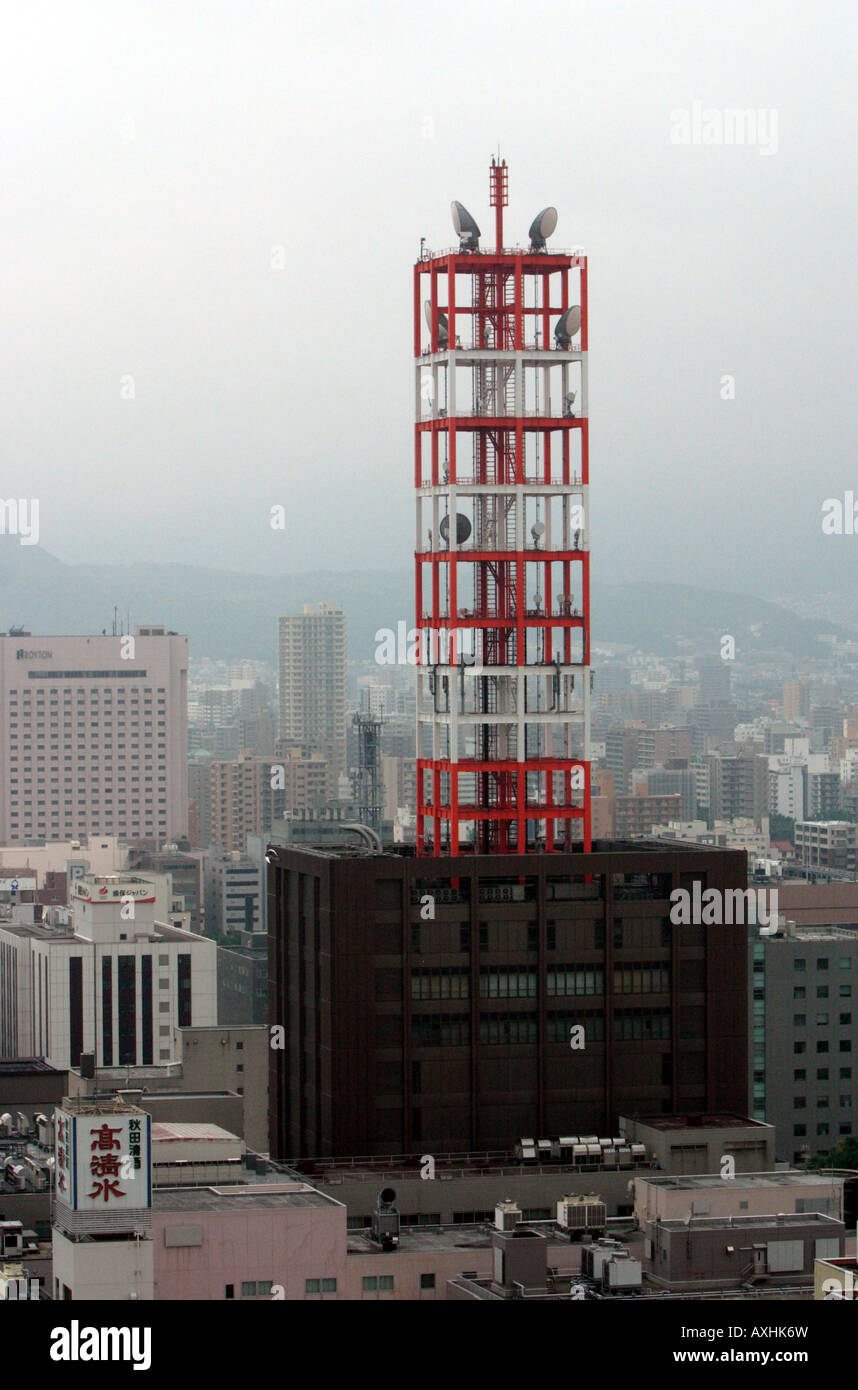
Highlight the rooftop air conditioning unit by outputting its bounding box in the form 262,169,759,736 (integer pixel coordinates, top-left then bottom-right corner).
495,1200,521,1232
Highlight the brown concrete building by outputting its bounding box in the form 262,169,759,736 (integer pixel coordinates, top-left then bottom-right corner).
208,752,330,855
795,820,858,873
621,1113,775,1174
268,842,749,1161
644,1212,844,1291
777,882,858,929
614,793,682,838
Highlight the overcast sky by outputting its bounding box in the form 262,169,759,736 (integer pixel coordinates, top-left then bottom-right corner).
1,0,855,599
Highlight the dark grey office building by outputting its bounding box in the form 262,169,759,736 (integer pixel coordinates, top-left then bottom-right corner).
750,924,858,1163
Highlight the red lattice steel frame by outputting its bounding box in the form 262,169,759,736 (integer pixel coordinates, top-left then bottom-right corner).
414,159,591,856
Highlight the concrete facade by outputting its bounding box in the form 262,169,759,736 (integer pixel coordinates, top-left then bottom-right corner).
620,1114,775,1174
176,1025,268,1152
0,628,188,844
269,842,750,1159
634,1170,846,1228
750,926,858,1162
644,1212,844,1290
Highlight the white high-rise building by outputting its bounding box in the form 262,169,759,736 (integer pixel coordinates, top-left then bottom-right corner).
0,874,216,1068
0,626,188,844
277,604,346,779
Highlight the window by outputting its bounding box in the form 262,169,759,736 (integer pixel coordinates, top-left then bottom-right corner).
840,1068,852,1079
321,1278,337,1293
840,1040,852,1053
241,1282,256,1297
818,986,829,999
818,958,829,971
794,1069,806,1080
378,1276,393,1291
794,1124,806,1136
817,1041,829,1053
794,1042,806,1054
794,1097,806,1109
420,1273,436,1290
305,1280,320,1295
362,1277,377,1292
840,985,852,998
817,1013,829,1026
793,1015,806,1027
793,987,806,999
840,1013,852,1025
817,1069,829,1080
794,959,806,972
225,1285,234,1299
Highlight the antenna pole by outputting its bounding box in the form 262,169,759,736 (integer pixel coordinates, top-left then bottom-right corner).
489,155,508,250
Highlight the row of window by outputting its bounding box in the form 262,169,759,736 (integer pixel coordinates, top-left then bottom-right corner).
794,958,853,971
794,1097,851,1108
408,1010,667,1045
409,965,670,1000
412,921,673,953
794,1124,851,1137
793,1013,851,1026
794,1041,852,1053
793,1068,851,1080
794,986,852,998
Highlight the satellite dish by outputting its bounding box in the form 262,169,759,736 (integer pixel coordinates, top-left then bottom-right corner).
555,305,581,347
424,300,448,348
451,200,480,250
440,513,472,545
379,1187,396,1206
531,520,545,544
529,206,558,248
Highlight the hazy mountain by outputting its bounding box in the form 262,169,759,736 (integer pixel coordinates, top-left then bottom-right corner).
0,539,845,664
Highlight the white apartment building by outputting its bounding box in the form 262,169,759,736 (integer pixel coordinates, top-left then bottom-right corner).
0,874,215,1069
0,627,188,844
768,756,806,820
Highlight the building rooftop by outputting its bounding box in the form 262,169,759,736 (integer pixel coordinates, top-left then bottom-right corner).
0,918,203,945
630,1114,770,1131
271,838,733,864
640,1170,845,1192
347,1225,497,1255
0,1059,63,1076
153,1182,342,1214
656,1212,842,1233
152,1123,238,1144
346,1223,572,1256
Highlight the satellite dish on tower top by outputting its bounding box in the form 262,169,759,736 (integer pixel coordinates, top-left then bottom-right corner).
528,207,558,248
424,300,448,349
451,201,480,251
440,513,472,545
555,305,581,347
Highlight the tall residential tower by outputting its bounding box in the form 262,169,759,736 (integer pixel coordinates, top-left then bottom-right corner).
277,604,347,781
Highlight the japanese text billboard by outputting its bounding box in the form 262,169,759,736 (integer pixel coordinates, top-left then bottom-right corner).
55,1109,151,1212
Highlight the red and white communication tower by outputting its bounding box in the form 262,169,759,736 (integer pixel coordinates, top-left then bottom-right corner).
414,157,591,857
